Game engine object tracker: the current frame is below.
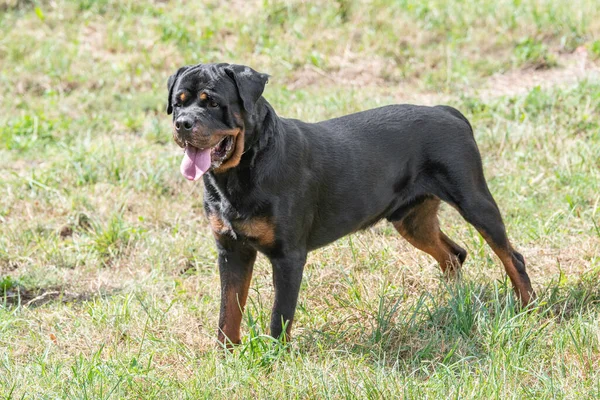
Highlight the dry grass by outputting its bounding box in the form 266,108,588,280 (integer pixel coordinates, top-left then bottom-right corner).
1,0,600,398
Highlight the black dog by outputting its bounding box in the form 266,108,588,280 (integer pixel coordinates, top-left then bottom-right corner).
166,63,535,345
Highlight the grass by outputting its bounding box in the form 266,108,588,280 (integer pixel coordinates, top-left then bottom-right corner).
1,0,600,398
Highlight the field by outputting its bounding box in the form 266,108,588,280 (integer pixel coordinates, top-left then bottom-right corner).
1,0,600,398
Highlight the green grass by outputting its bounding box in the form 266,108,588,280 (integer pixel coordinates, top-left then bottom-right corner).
1,0,600,398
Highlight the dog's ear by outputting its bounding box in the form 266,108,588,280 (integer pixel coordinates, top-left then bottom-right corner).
166,66,191,115
224,64,269,114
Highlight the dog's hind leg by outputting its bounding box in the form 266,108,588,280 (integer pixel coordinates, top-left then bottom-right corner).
392,197,467,277
449,186,535,306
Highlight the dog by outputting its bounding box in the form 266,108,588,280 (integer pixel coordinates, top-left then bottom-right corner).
166,63,535,345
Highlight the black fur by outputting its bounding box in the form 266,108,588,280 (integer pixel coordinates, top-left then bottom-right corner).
166,63,535,344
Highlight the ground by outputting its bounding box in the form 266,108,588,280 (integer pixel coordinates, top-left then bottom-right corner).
1,0,599,398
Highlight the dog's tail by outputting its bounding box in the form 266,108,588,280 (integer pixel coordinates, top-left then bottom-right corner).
435,105,473,136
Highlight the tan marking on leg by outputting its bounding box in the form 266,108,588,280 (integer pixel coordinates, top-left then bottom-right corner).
395,222,461,273
219,280,252,346
485,238,534,305
393,198,464,275
439,231,466,275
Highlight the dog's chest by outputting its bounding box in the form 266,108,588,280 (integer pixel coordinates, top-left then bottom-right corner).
204,181,275,248
207,210,275,248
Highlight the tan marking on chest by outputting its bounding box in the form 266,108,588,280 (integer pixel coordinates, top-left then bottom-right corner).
209,214,228,238
208,214,275,247
236,218,276,247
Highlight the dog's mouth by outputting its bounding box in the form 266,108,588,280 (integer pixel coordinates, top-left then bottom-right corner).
180,135,236,181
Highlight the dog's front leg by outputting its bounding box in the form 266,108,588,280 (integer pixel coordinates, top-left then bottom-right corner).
269,251,307,342
216,238,257,347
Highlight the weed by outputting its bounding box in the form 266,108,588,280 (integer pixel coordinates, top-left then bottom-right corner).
1,0,599,397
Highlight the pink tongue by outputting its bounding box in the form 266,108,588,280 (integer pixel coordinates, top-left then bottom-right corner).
180,146,211,181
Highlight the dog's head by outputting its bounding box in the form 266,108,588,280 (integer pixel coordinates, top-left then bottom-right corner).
166,63,269,181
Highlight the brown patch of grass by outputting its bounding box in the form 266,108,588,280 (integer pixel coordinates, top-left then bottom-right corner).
2,284,118,307
479,50,600,100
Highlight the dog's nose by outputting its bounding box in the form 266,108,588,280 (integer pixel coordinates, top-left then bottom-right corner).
174,116,194,134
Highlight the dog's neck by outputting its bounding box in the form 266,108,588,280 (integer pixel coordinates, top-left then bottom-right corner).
204,97,283,209
244,97,282,155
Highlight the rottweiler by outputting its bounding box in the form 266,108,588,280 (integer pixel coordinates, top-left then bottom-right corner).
166,63,535,345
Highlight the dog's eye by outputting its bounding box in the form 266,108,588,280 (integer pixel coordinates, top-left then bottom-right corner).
208,101,219,108
173,103,182,108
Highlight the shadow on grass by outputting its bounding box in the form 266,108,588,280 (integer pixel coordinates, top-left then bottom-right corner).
1,280,120,308
294,276,600,369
